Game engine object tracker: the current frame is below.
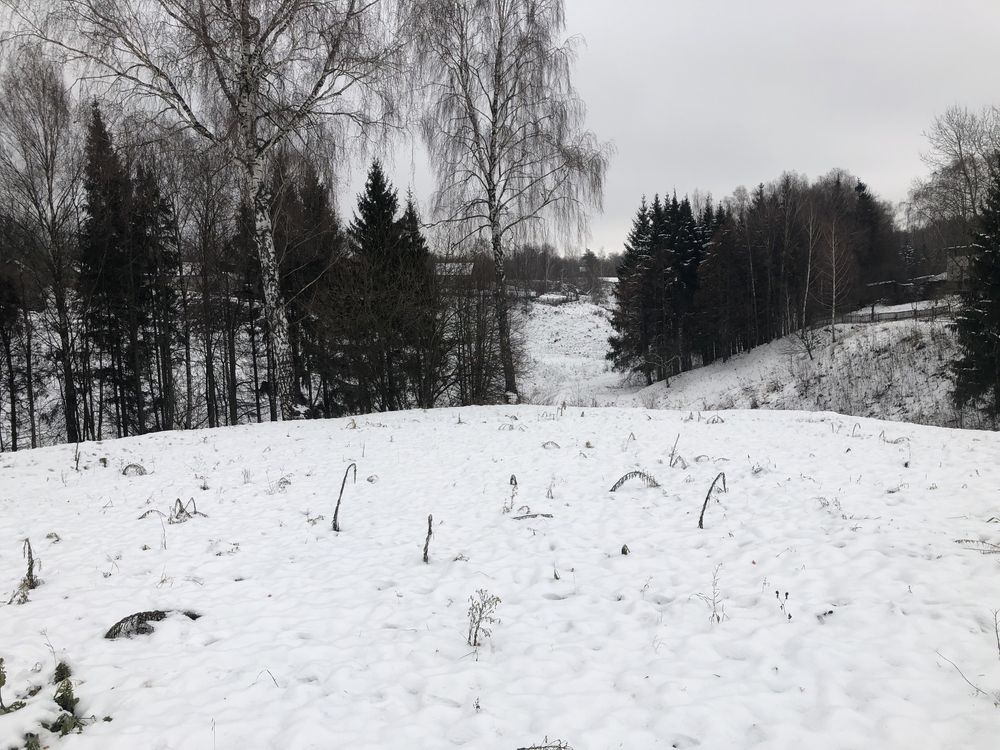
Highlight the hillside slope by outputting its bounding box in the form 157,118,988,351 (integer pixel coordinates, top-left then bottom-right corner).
1,409,999,748
523,300,971,428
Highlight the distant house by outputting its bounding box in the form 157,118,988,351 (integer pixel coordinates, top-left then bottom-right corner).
945,245,976,292
435,259,475,284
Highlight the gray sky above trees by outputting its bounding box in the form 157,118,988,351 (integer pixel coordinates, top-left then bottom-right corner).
367,0,1000,255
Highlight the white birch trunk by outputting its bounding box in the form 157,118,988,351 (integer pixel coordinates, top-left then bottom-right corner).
246,158,296,420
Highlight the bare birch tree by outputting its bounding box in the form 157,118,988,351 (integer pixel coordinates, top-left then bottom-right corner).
0,45,83,442
799,197,821,357
413,0,610,400
910,105,1000,239
814,214,857,345
5,0,404,418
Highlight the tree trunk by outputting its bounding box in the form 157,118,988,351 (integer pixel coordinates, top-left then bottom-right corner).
20,301,37,448
248,163,295,420
490,224,517,401
54,291,79,443
181,283,193,430
201,282,218,429
249,295,262,423
1,330,17,451
226,311,238,425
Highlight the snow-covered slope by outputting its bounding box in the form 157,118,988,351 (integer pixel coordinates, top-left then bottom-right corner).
2,409,999,748
522,301,634,408
524,300,968,428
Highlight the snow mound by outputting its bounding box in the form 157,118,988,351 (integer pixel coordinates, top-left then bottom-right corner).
1,409,999,748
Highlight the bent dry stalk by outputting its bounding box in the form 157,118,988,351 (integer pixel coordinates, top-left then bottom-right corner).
698,472,727,529
332,463,357,532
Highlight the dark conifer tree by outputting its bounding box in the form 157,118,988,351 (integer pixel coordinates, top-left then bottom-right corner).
348,160,406,412
674,196,702,369
608,197,654,382
130,159,180,430
0,247,24,450
953,161,1000,422
398,196,448,408
275,155,344,415
79,103,139,437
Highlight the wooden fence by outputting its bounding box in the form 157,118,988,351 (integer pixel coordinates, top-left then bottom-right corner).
834,305,953,325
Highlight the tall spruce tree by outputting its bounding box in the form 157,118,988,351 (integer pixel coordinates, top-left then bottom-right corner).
130,158,180,431
348,161,406,412
273,154,344,415
608,197,654,382
398,196,446,408
953,161,1000,422
648,194,678,381
79,103,140,437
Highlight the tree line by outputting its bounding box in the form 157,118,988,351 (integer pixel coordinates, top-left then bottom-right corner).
910,105,1000,424
0,0,608,434
608,171,901,384
0,0,609,449
0,61,556,450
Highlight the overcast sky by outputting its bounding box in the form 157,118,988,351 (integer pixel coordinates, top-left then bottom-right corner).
371,0,1000,255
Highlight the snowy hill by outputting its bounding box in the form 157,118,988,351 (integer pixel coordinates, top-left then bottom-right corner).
2,409,1000,748
523,300,970,428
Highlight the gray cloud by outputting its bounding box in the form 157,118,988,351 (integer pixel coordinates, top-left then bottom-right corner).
568,0,1000,253
359,0,1000,256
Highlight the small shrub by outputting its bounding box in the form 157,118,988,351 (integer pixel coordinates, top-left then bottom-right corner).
46,710,83,736
53,679,78,714
138,499,207,525
0,657,7,710
467,589,501,648
53,662,72,683
8,539,40,605
695,564,727,625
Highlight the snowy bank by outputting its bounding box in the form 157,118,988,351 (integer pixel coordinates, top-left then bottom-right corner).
1,408,999,748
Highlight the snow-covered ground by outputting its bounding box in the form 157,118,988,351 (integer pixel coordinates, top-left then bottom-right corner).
522,301,638,408
1,410,999,748
523,300,970,428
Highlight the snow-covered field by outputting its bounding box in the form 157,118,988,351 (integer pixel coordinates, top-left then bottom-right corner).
523,300,970,428
2,408,1000,748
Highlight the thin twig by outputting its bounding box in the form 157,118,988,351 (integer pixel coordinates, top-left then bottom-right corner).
936,651,988,697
